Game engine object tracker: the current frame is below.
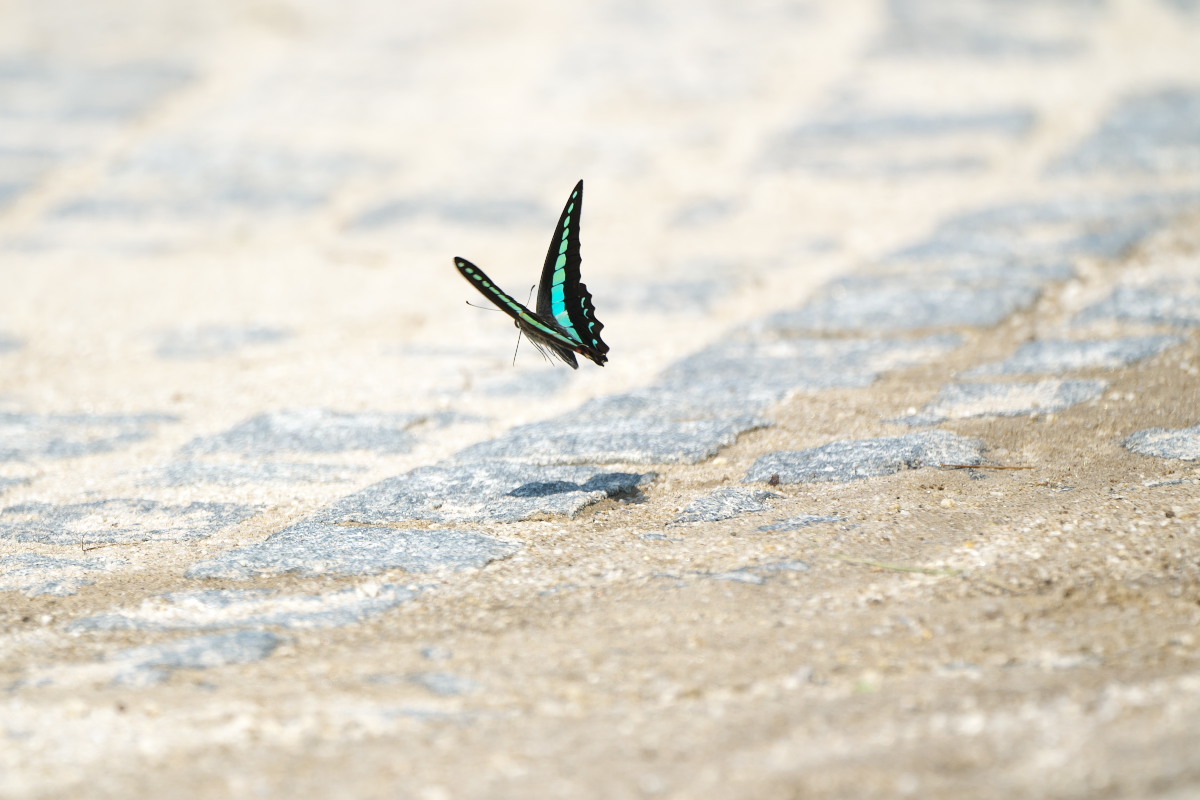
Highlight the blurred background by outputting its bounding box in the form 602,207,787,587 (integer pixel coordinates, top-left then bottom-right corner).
1,0,1198,418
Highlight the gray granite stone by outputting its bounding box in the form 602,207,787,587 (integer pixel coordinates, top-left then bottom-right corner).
185,522,519,580
184,409,445,456
480,368,571,397
761,281,1039,332
0,148,60,210
707,569,766,585
750,559,813,573
0,477,29,495
655,334,965,412
757,515,846,532
0,498,258,545
780,155,988,178
0,552,122,597
762,107,1035,176
16,631,284,689
352,196,546,228
939,191,1200,235
603,279,730,313
706,559,812,585
54,142,378,220
745,431,985,484
69,584,423,632
895,191,1200,262
458,414,767,466
151,460,367,487
406,672,480,696
772,108,1036,146
672,488,781,524
966,336,1184,375
460,334,963,467
878,257,1076,285
0,411,178,461
874,0,1095,58
1051,88,1200,175
1125,425,1200,461
108,631,283,687
0,58,194,122
1075,282,1200,328
311,463,655,525
898,379,1108,426
153,325,290,359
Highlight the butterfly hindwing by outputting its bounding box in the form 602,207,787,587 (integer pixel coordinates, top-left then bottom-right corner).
536,180,609,364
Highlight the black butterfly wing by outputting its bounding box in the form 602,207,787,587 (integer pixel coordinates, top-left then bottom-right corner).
535,180,609,366
454,257,580,368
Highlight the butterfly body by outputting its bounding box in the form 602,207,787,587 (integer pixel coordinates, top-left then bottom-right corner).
454,180,609,369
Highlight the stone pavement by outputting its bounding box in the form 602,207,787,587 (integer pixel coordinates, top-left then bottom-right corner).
2,1,1199,797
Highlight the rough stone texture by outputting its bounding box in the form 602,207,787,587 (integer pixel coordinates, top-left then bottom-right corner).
150,460,367,487
763,108,1035,176
311,464,656,525
479,368,571,397
5,3,1200,798
69,584,423,632
1075,282,1200,328
457,414,767,466
653,334,964,413
183,409,445,456
0,58,194,123
153,325,291,359
966,336,1184,375
0,552,122,597
757,515,847,532
880,258,1077,285
761,280,1040,332
0,412,177,461
405,672,481,696
110,631,284,686
185,522,519,580
704,559,813,585
0,57,192,221
54,142,380,220
898,379,1109,425
1125,425,1200,461
0,477,29,495
1050,88,1200,175
745,431,986,484
873,0,1097,57
18,631,284,689
603,279,730,313
352,195,546,229
893,191,1200,262
0,499,258,545
672,488,781,524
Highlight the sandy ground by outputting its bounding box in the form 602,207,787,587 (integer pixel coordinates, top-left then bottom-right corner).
1,1,1199,797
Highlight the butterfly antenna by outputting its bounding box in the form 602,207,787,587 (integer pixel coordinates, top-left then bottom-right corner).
511,327,524,366
510,284,537,367
465,300,497,311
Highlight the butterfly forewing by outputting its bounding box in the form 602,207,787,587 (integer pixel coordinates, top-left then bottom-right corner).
536,181,609,364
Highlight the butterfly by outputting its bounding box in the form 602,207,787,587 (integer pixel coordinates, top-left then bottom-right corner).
454,180,609,369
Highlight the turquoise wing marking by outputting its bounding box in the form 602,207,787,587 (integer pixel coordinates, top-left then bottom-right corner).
454,180,608,368
535,181,608,360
